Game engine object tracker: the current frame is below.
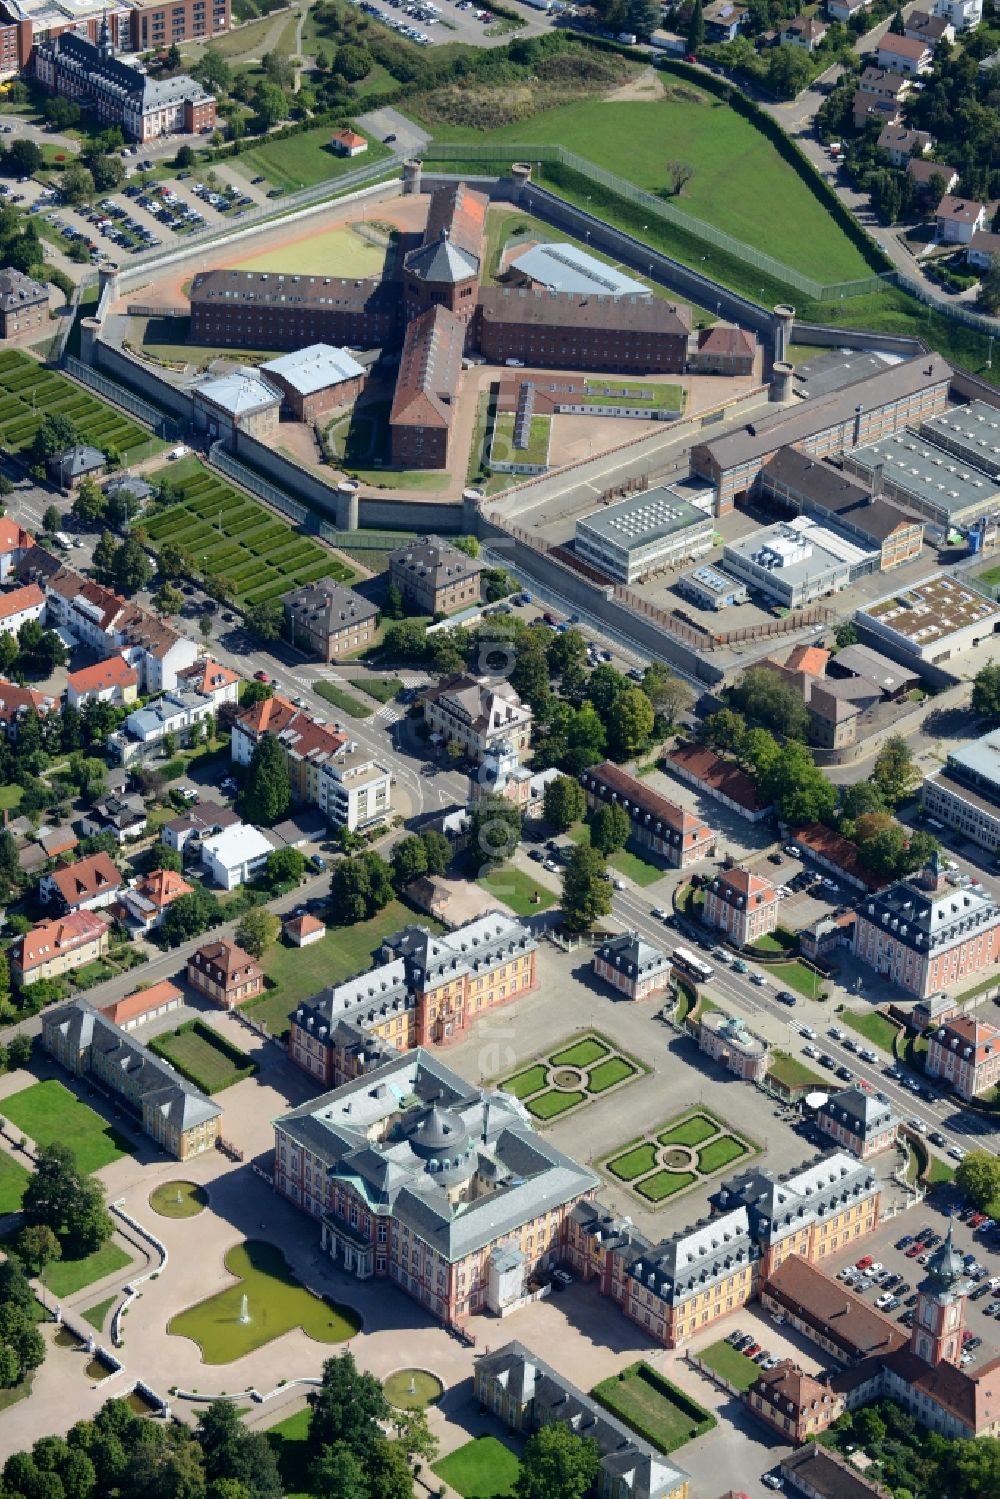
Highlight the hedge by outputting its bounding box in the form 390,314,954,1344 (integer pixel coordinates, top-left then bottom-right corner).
591,1362,717,1454
149,1019,259,1095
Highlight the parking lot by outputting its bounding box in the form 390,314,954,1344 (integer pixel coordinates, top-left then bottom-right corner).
828,1202,1000,1366
351,0,554,48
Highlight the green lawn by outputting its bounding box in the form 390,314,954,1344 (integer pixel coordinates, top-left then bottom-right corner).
579,379,683,411
751,928,797,955
767,1050,826,1090
526,1089,585,1119
1,1081,130,1174
608,1143,659,1181
0,783,23,812
347,676,403,704
697,1338,761,1393
477,866,557,916
229,125,390,190
490,413,551,468
81,1296,117,1334
168,1240,361,1363
567,822,666,888
925,1156,956,1187
637,1170,696,1202
247,899,439,1039
587,1057,636,1093
44,1241,132,1298
433,1436,521,1499
263,1407,312,1499
697,1135,748,1174
657,1114,717,1148
502,1064,549,1099
770,959,825,998
149,1180,209,1219
150,1022,256,1094
314,681,373,719
550,1037,609,1068
0,1152,30,1214
842,1009,902,1054
0,350,159,466
417,93,872,283
591,1362,715,1453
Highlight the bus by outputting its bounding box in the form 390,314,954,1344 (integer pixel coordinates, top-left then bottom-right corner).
671,946,714,983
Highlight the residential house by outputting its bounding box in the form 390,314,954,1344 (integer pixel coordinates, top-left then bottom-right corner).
907,158,960,199
666,741,773,823
186,939,264,1010
0,270,48,341
747,1361,844,1443
877,33,933,72
0,583,44,637
853,68,911,129
315,744,391,832
827,0,871,21
201,821,274,890
40,851,122,913
877,124,933,167
330,128,367,156
703,866,780,947
704,1,747,40
98,979,184,1031
120,868,193,933
816,1085,899,1159
48,445,105,491
422,675,532,763
593,932,672,1002
9,911,110,987
108,687,218,765
0,679,55,739
389,536,483,616
904,10,954,44
40,564,197,692
0,518,33,584
779,1446,891,1499
475,1342,689,1499
282,581,379,663
42,1000,221,1160
935,196,987,244
781,14,827,46
852,852,1000,998
161,799,241,855
65,656,139,709
925,1014,1000,1098
932,0,982,31
102,474,153,514
967,229,1000,270
580,761,716,868
174,656,240,708
470,738,561,819
78,791,148,845
284,912,326,947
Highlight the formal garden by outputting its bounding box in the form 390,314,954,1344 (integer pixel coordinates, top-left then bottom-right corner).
149,1020,258,1095
602,1109,753,1205
500,1032,647,1122
432,1435,521,1499
591,1360,716,1455
1,1080,130,1174
0,349,158,465
167,1240,361,1362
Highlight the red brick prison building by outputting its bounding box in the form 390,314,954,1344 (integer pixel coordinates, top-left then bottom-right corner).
389,304,465,469
189,269,400,351
402,182,487,324
475,287,692,374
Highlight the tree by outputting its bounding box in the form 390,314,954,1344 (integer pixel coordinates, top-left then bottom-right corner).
765,45,814,99
153,583,185,618
543,775,585,832
174,144,196,169
389,1407,438,1466
606,685,654,760
243,734,291,826
838,781,887,825
686,0,704,53
547,628,586,678
158,541,191,580
43,504,61,534
252,81,289,130
972,659,1000,719
469,796,522,866
391,834,428,887
833,621,858,649
482,567,515,603
5,137,43,175
307,1352,391,1459
17,620,66,677
158,886,221,948
92,528,118,583
333,43,373,81
263,48,295,88
7,1032,32,1069
643,664,694,726
329,851,394,924
730,667,810,742
234,907,279,960
760,741,837,826
515,1422,599,1499
666,159,694,196
30,412,77,467
308,1444,366,1499
246,597,284,642
194,47,233,92
591,801,631,856
266,846,305,887
22,1143,112,1257
955,1151,1000,1211
872,734,920,807
856,818,909,880
561,844,612,932
980,253,1000,315
419,829,450,876
383,581,404,620
62,161,96,203
148,844,183,873
199,611,214,644
112,537,152,595
16,1223,61,1278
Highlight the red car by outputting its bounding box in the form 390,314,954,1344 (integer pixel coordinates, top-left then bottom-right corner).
856,1256,873,1271
254,670,271,682
905,1242,925,1258
970,1214,987,1228
684,52,698,62
744,1343,761,1358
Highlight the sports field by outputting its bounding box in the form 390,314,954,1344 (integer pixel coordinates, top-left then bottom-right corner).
0,349,158,464
417,92,873,283
235,223,389,277
144,457,354,608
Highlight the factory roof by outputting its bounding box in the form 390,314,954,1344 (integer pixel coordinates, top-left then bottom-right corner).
846,430,1000,516
577,485,711,554
508,241,651,298
724,516,872,583
920,399,1000,478
945,726,1000,788
857,574,1000,644
261,343,366,395
763,448,922,542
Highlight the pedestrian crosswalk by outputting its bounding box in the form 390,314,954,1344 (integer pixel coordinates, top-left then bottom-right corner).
374,704,403,726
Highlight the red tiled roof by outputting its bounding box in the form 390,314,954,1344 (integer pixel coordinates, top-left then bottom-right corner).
583,761,712,837
176,657,239,696
0,583,43,621
130,868,193,909
880,1347,1000,1433
14,910,108,973
67,656,139,695
879,31,930,56
332,128,366,148
793,823,882,890
390,304,465,431
931,1013,1000,1064
0,518,33,555
284,912,326,938
713,865,779,908
100,979,184,1026
765,1255,906,1361
667,741,769,813
697,324,756,358
48,851,121,906
237,694,348,763
0,677,52,724
190,939,263,984
784,644,830,676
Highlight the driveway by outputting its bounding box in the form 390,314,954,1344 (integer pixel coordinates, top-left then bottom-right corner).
356,108,430,157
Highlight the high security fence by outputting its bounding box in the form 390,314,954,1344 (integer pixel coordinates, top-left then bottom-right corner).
65,355,184,439
419,141,891,302
209,441,311,526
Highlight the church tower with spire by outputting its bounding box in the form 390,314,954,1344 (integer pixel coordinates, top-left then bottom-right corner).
910,1220,971,1367
97,9,113,60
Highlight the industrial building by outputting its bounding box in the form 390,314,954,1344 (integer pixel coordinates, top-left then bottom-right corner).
722,516,876,608
389,304,465,469
504,240,652,299
760,446,925,571
676,563,749,610
854,573,1000,664
189,269,400,352
691,354,952,515
574,486,714,584
922,726,1000,852
843,429,1000,530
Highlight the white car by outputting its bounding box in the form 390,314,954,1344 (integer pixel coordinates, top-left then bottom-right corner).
800,1026,816,1040
908,1118,927,1135
864,1261,884,1278
949,1145,967,1161
762,1477,784,1492
750,972,768,986
803,1044,819,1059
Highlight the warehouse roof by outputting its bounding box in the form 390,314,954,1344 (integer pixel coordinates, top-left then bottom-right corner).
846,430,1000,516
509,241,650,298
261,343,365,395
577,485,711,553
195,368,280,418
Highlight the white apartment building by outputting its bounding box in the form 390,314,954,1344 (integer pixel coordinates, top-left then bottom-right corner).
201,822,274,890
318,748,391,832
